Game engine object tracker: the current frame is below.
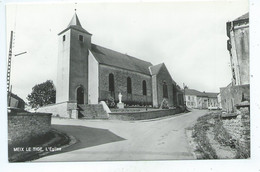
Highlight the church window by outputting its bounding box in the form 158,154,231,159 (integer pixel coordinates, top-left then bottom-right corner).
79,35,84,42
109,73,115,92
63,35,66,41
163,82,168,98
127,77,132,94
142,80,147,95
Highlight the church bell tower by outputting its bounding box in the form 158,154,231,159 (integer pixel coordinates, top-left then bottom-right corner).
56,13,92,105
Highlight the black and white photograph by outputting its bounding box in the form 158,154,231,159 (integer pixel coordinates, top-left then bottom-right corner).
1,0,260,170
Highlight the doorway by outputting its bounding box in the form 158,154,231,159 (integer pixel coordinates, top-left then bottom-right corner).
77,87,84,104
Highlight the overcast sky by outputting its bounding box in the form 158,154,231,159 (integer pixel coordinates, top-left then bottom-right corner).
6,0,248,102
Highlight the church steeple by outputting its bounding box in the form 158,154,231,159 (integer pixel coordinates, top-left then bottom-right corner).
58,12,92,36
68,13,82,27
56,11,91,105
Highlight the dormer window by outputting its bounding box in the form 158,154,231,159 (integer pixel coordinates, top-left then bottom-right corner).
63,35,66,41
79,35,84,42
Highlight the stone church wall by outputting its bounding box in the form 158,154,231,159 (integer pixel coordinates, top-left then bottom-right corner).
99,64,152,105
155,66,174,107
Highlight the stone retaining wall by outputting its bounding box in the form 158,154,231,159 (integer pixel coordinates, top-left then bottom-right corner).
109,108,183,120
222,109,250,158
36,101,78,118
8,113,52,145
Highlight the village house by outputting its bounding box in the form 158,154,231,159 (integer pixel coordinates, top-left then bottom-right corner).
7,92,25,110
184,89,219,109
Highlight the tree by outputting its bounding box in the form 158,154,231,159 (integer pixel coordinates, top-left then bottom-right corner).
27,80,56,108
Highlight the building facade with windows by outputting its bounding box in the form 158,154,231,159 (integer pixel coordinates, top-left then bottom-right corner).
184,89,201,108
55,12,184,114
184,89,219,109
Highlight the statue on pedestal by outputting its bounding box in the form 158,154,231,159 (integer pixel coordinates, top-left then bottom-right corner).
118,92,122,103
117,92,124,109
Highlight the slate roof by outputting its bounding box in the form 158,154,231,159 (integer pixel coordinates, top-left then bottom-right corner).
149,63,176,85
60,13,181,78
58,13,92,35
8,92,25,103
90,44,153,75
149,63,164,75
185,89,203,96
185,89,218,98
205,92,218,98
68,13,82,27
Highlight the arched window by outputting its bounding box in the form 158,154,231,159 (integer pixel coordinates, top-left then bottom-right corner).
76,86,84,104
127,77,132,94
163,82,168,98
109,73,114,92
142,80,147,95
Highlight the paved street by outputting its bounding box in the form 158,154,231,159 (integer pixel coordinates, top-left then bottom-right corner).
35,109,208,162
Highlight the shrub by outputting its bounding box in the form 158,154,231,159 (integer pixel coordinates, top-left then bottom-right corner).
106,95,116,108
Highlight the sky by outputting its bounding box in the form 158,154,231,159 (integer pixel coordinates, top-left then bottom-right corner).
5,0,249,102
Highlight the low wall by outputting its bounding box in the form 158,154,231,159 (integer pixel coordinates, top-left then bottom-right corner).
109,108,183,120
36,101,78,118
8,112,52,145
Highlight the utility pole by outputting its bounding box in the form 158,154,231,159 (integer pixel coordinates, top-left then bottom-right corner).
7,31,14,107
7,31,14,93
7,30,27,107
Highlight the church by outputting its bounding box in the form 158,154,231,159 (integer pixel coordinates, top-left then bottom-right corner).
38,13,184,118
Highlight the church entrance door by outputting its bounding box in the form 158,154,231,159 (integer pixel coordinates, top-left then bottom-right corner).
77,87,84,104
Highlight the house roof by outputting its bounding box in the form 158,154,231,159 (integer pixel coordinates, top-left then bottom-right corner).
8,92,25,103
185,89,218,98
90,44,153,75
185,89,203,96
205,92,218,98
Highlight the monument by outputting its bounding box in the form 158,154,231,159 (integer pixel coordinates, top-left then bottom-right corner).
117,92,124,109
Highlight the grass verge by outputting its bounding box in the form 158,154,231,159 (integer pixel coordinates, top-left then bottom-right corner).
191,113,218,159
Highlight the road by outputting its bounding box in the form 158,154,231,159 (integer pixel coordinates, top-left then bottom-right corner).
35,109,208,161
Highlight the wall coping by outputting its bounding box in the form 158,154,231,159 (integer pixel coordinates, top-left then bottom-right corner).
8,112,52,117
109,108,176,114
37,101,77,108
